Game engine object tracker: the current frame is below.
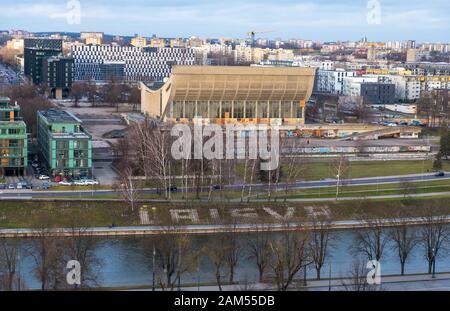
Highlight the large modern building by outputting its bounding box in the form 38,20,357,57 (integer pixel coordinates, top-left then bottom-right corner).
42,56,74,99
24,38,63,85
71,45,196,82
37,109,92,179
140,66,316,125
0,97,28,176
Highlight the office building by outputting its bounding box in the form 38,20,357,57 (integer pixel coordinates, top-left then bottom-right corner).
0,97,28,176
42,56,74,99
24,38,63,85
37,109,92,178
71,45,196,82
80,32,103,45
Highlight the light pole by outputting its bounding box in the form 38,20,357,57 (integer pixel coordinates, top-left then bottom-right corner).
432,247,436,279
328,263,332,291
152,244,156,291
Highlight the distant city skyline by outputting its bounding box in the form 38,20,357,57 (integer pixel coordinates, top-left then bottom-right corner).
0,0,449,42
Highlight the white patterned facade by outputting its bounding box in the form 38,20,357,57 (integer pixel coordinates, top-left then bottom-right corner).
71,45,196,82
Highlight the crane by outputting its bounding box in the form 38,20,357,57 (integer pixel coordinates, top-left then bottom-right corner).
246,30,274,47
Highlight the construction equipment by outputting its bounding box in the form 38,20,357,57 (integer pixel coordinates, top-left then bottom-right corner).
246,30,274,46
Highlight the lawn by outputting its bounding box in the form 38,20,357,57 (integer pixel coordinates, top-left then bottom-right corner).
236,160,450,181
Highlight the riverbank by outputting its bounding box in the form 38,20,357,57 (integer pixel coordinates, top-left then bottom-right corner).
1,215,450,238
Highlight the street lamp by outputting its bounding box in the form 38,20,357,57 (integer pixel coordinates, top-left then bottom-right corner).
432,247,436,279
152,244,156,291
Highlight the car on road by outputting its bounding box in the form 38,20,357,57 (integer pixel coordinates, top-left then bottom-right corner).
74,180,88,186
59,181,73,186
38,175,50,180
435,171,445,177
212,184,221,190
82,179,99,185
167,185,178,193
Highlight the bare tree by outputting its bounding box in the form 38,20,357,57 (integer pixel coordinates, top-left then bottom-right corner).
246,226,271,282
351,215,389,262
205,234,228,291
0,237,24,290
389,217,418,276
329,156,350,200
268,224,310,291
309,215,334,280
146,230,195,291
341,258,381,291
418,206,450,274
115,166,141,212
223,226,242,284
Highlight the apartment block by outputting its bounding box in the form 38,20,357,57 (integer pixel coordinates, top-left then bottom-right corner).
37,109,92,178
0,97,27,176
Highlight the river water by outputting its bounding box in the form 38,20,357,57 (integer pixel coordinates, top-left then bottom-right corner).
10,228,450,289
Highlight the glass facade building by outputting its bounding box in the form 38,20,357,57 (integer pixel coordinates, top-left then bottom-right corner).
37,109,92,178
0,97,28,176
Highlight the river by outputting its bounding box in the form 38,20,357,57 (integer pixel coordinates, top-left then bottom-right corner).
8,227,450,290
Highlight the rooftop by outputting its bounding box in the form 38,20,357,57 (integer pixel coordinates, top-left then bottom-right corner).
39,109,83,124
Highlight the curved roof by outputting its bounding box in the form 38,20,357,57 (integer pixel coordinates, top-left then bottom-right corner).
167,66,315,102
141,65,316,119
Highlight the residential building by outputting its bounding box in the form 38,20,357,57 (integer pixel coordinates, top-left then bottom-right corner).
140,66,316,126
0,97,28,176
37,109,92,178
131,35,147,48
80,32,104,45
360,82,396,105
406,49,430,63
71,45,196,82
314,69,356,94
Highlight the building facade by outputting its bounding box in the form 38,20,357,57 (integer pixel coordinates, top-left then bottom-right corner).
360,82,396,105
37,109,92,179
42,56,74,99
24,38,63,85
0,97,27,176
71,45,196,82
141,66,316,126
314,69,356,94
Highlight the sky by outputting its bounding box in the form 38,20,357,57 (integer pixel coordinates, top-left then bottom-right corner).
0,0,449,42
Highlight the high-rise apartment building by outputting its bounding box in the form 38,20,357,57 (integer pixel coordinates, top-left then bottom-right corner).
42,56,74,99
24,38,63,85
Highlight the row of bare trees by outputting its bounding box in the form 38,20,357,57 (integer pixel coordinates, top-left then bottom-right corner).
70,78,141,111
0,213,102,291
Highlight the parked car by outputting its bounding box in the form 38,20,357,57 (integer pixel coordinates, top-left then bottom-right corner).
0,184,6,189
59,181,73,186
8,184,15,190
38,175,50,180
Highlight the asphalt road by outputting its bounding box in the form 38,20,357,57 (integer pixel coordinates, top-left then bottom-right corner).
0,172,448,199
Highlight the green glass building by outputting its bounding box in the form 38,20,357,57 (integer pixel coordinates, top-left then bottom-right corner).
37,109,92,178
0,97,28,176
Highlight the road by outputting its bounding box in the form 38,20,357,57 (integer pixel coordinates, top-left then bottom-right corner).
0,62,22,85
0,172,447,200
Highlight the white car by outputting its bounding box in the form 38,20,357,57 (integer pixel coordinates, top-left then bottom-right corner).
74,180,88,186
38,175,50,180
59,181,73,186
82,179,99,185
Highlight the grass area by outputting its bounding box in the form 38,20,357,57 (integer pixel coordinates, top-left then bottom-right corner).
1,196,450,229
276,179,450,199
236,160,450,181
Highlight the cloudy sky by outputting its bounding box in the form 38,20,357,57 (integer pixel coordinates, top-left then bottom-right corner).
0,0,449,42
